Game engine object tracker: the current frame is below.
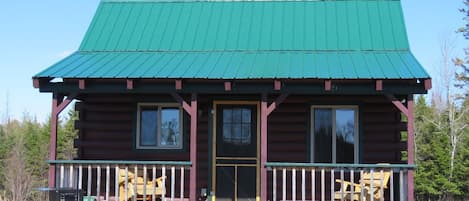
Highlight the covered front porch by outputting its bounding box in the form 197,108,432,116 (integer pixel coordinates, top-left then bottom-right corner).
49,160,413,201
39,81,423,201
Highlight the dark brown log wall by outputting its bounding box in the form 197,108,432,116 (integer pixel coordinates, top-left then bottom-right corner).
267,95,406,164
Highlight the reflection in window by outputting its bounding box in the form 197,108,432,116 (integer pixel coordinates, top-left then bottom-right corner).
223,108,252,145
138,104,181,149
336,109,355,163
314,109,332,163
312,107,357,163
140,110,158,146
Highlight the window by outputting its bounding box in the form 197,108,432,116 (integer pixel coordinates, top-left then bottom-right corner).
222,108,252,145
137,103,182,149
311,106,358,163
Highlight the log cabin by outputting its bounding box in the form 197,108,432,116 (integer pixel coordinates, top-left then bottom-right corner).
33,0,431,200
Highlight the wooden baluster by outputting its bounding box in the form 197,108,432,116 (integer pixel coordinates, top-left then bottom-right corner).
106,165,110,201
180,167,184,201
292,168,296,201
87,165,92,197
97,166,101,201
171,166,175,201
302,168,306,201
282,168,286,201
273,168,277,201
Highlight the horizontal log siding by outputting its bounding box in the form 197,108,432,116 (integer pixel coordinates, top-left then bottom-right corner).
75,94,406,199
267,95,405,164
266,95,406,201
75,94,192,198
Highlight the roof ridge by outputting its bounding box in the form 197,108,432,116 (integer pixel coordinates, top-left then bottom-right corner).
77,49,411,53
101,0,400,3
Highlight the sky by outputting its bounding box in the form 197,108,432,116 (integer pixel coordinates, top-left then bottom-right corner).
0,0,467,123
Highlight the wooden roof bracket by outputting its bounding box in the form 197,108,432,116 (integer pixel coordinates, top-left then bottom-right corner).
78,79,86,90
386,94,409,117
424,79,432,90
274,80,281,91
126,79,134,90
376,80,383,91
175,79,182,90
33,78,40,88
32,78,53,89
325,80,332,91
224,81,232,91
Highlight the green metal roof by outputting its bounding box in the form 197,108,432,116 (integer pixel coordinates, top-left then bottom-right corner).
80,0,409,51
35,51,428,79
34,0,430,79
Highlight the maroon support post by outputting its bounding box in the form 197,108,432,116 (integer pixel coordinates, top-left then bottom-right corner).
260,93,288,201
407,95,415,201
190,93,198,201
260,95,268,201
48,95,59,188
387,94,415,201
48,93,75,188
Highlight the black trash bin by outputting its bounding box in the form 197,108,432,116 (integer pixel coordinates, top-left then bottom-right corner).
49,188,82,201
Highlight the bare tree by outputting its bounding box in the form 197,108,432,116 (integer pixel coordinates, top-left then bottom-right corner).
3,137,34,201
420,39,468,201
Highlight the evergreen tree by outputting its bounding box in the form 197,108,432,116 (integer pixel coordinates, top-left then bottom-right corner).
57,109,78,160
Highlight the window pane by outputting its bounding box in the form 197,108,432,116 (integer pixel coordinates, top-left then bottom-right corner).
161,108,180,146
222,108,252,145
233,109,242,122
233,123,242,144
242,108,251,123
314,108,332,163
223,109,232,123
241,124,251,144
223,124,232,142
140,109,158,146
336,109,355,163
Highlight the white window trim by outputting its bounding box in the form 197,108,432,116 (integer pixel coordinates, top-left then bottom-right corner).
310,105,359,163
136,103,183,150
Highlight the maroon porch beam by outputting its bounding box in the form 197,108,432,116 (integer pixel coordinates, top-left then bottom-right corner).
171,93,197,201
386,94,415,201
33,78,40,88
424,79,432,90
48,93,76,188
126,79,133,90
261,93,288,201
376,80,383,91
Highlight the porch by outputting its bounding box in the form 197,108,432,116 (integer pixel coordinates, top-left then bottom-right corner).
49,160,413,201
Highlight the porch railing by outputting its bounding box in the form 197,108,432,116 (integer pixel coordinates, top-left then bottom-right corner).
48,160,191,201
266,163,414,201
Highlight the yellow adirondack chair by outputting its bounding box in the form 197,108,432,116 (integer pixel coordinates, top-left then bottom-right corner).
118,169,166,201
334,168,391,201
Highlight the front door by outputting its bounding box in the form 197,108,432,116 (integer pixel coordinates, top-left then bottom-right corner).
212,102,259,201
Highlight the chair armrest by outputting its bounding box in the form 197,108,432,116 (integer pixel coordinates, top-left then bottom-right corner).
155,176,167,187
335,180,355,185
